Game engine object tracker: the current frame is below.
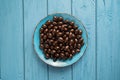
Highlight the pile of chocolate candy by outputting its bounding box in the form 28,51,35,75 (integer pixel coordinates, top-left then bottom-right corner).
39,16,84,62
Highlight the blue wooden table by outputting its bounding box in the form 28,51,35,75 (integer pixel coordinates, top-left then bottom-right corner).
0,0,120,80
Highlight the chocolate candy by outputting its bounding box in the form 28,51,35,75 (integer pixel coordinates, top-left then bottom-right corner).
44,28,48,33
70,29,74,33
55,53,59,57
42,24,47,29
79,30,82,35
60,53,65,58
74,25,78,29
53,21,57,25
58,22,63,25
40,28,44,33
43,35,47,39
39,16,84,62
69,54,73,58
53,16,58,22
70,21,74,26
45,53,50,59
64,20,69,24
58,37,63,42
57,32,63,37
46,20,51,26
65,52,69,57
48,24,53,29
40,33,44,38
40,44,44,49
76,49,80,53
58,17,63,21
48,33,52,38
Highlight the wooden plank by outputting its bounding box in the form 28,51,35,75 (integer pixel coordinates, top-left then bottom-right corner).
97,0,120,80
0,0,24,80
0,30,2,79
48,0,71,14
48,0,72,80
24,0,48,80
0,20,2,79
72,0,96,80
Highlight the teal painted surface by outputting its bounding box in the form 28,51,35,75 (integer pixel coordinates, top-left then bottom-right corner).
97,0,120,80
24,0,48,80
0,0,120,80
72,0,96,80
0,0,24,80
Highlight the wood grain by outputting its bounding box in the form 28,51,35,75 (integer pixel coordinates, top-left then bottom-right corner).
97,0,120,80
0,0,24,80
24,0,48,80
72,0,96,80
48,0,72,80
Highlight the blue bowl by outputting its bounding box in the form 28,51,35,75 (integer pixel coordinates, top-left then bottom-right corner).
33,13,88,67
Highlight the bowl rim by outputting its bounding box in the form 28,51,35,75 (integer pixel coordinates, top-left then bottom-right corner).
32,13,88,67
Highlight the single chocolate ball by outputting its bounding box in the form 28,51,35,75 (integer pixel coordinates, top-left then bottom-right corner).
53,21,57,25
45,53,50,59
64,20,69,24
74,38,78,43
79,30,82,35
77,44,81,48
42,24,47,29
69,54,73,58
58,37,63,42
76,49,80,53
40,33,44,38
72,50,76,55
75,29,79,34
40,28,44,33
68,25,72,29
48,24,53,29
55,46,60,50
57,32,63,37
65,46,69,51
44,48,47,53
70,21,74,26
70,29,74,33
74,25,78,29
51,50,56,54
48,49,51,53
65,52,69,57
45,44,49,48
48,33,52,38
60,53,65,58
43,35,47,39
55,53,59,58
58,22,63,25
58,17,63,21
53,16,58,22
40,44,44,49
54,26,58,29
40,39,44,43
66,32,69,35
44,28,48,33
46,20,51,26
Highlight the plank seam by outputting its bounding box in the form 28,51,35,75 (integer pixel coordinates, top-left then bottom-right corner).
71,0,73,80
95,0,97,80
0,41,1,80
22,0,25,80
47,0,49,80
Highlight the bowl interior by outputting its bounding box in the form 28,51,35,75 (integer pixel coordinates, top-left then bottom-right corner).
33,13,88,67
